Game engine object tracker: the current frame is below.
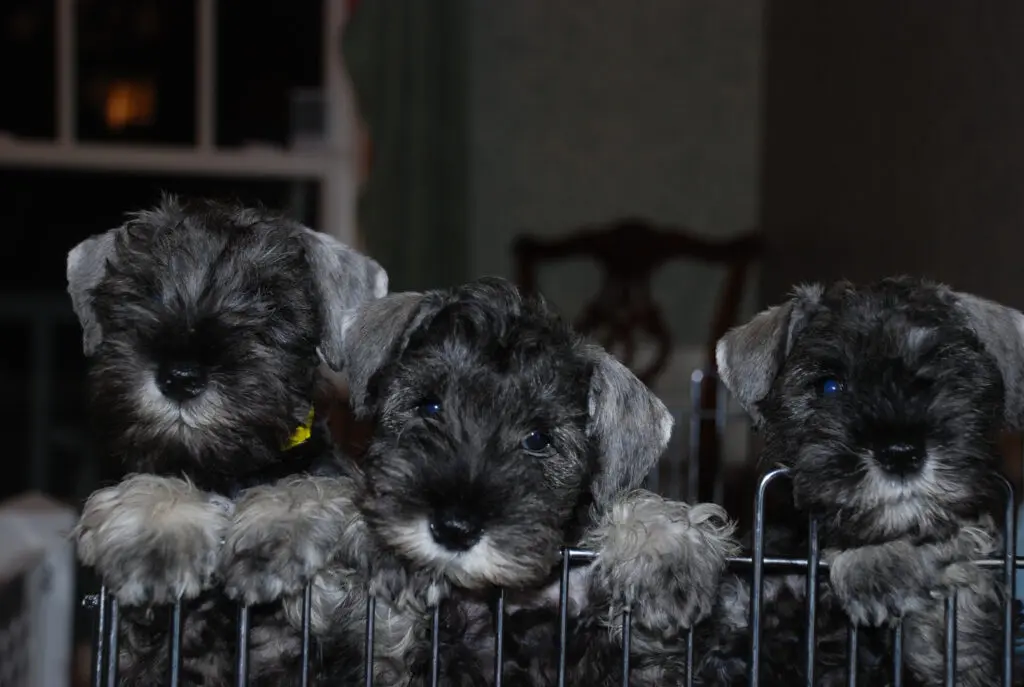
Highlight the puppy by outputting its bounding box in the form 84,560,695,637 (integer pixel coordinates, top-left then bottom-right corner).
710,277,1022,686
67,197,387,685
220,277,738,685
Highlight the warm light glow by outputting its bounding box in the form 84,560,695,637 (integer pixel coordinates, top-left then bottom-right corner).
104,80,155,130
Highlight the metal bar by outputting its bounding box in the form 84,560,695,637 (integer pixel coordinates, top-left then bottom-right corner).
750,468,790,684
196,0,216,150
557,547,571,687
846,623,858,687
56,0,76,144
235,605,249,686
687,370,702,503
892,620,903,687
712,377,728,505
686,629,694,687
1003,478,1017,687
301,582,312,687
169,600,184,687
805,515,820,684
105,598,119,687
494,589,505,687
430,605,441,687
364,596,375,687
90,586,108,687
620,609,631,686
944,593,957,687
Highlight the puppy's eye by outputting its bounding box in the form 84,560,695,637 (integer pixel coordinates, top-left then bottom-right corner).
417,397,442,417
522,430,552,453
819,378,845,396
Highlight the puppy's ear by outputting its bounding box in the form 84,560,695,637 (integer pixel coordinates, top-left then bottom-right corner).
954,292,1024,429
340,292,428,416
587,349,674,509
67,229,122,356
297,228,389,371
715,284,822,425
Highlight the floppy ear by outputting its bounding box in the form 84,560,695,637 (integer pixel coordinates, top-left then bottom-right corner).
953,291,1024,430
586,348,674,509
339,292,429,417
715,284,822,426
297,228,389,371
66,229,123,356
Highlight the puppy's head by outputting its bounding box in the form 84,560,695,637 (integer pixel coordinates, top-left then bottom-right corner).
340,277,672,589
66,197,387,482
717,277,1024,543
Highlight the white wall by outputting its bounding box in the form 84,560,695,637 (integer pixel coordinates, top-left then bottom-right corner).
467,0,765,349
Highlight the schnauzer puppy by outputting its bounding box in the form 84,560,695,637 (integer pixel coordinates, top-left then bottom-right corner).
67,197,387,685
710,277,1023,686
220,276,737,685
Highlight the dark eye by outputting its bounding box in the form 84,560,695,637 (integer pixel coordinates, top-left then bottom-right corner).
819,378,845,396
522,430,552,453
417,397,442,417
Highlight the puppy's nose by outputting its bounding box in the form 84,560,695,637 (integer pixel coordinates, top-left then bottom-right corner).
156,361,208,402
873,440,926,476
428,508,482,552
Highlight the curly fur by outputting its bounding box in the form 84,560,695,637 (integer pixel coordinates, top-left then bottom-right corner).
225,277,737,685
712,276,1024,686
66,197,387,686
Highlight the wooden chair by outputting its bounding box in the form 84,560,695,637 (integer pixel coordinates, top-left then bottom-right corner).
512,217,763,513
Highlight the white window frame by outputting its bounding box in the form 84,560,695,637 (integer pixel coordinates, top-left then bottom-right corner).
0,0,359,246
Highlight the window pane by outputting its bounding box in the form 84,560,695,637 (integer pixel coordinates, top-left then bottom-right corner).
216,0,324,148
76,0,196,144
0,2,55,140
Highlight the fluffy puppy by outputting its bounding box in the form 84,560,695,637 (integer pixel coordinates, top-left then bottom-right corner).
221,277,737,685
67,197,387,685
709,277,1023,686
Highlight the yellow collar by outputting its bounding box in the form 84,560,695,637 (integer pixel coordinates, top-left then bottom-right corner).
283,406,315,451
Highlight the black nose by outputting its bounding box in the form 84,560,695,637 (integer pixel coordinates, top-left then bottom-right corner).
429,508,482,552
873,440,926,477
156,361,208,402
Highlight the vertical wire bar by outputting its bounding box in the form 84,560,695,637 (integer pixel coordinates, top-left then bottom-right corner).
685,629,694,687
1003,478,1017,687
943,593,957,687
620,609,631,686
892,620,904,687
364,596,376,687
300,582,312,687
430,605,441,687
235,605,250,687
805,516,820,684
846,624,858,687
105,598,119,687
195,0,216,149
90,586,108,687
557,548,571,687
56,0,76,144
750,469,788,684
712,377,728,505
493,589,505,687
687,371,703,503
169,600,184,687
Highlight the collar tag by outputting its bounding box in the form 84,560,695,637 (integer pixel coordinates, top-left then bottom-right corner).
284,406,315,450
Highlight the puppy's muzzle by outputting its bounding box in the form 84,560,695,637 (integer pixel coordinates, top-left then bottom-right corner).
157,360,209,402
429,506,482,551
873,437,926,477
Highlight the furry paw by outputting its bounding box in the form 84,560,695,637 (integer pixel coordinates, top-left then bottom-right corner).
75,474,232,606
581,490,738,631
828,542,935,627
221,476,364,606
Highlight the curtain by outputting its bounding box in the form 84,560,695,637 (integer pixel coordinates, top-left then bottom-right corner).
341,0,469,292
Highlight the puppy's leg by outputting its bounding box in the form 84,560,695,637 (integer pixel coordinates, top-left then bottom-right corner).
580,490,738,634
75,473,232,605
220,474,367,606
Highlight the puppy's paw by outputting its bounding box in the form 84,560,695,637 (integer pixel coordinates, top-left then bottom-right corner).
75,474,232,606
828,542,933,627
221,476,364,606
582,490,738,631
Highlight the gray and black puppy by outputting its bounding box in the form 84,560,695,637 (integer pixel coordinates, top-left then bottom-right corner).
221,277,737,685
709,277,1023,686
68,197,387,686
